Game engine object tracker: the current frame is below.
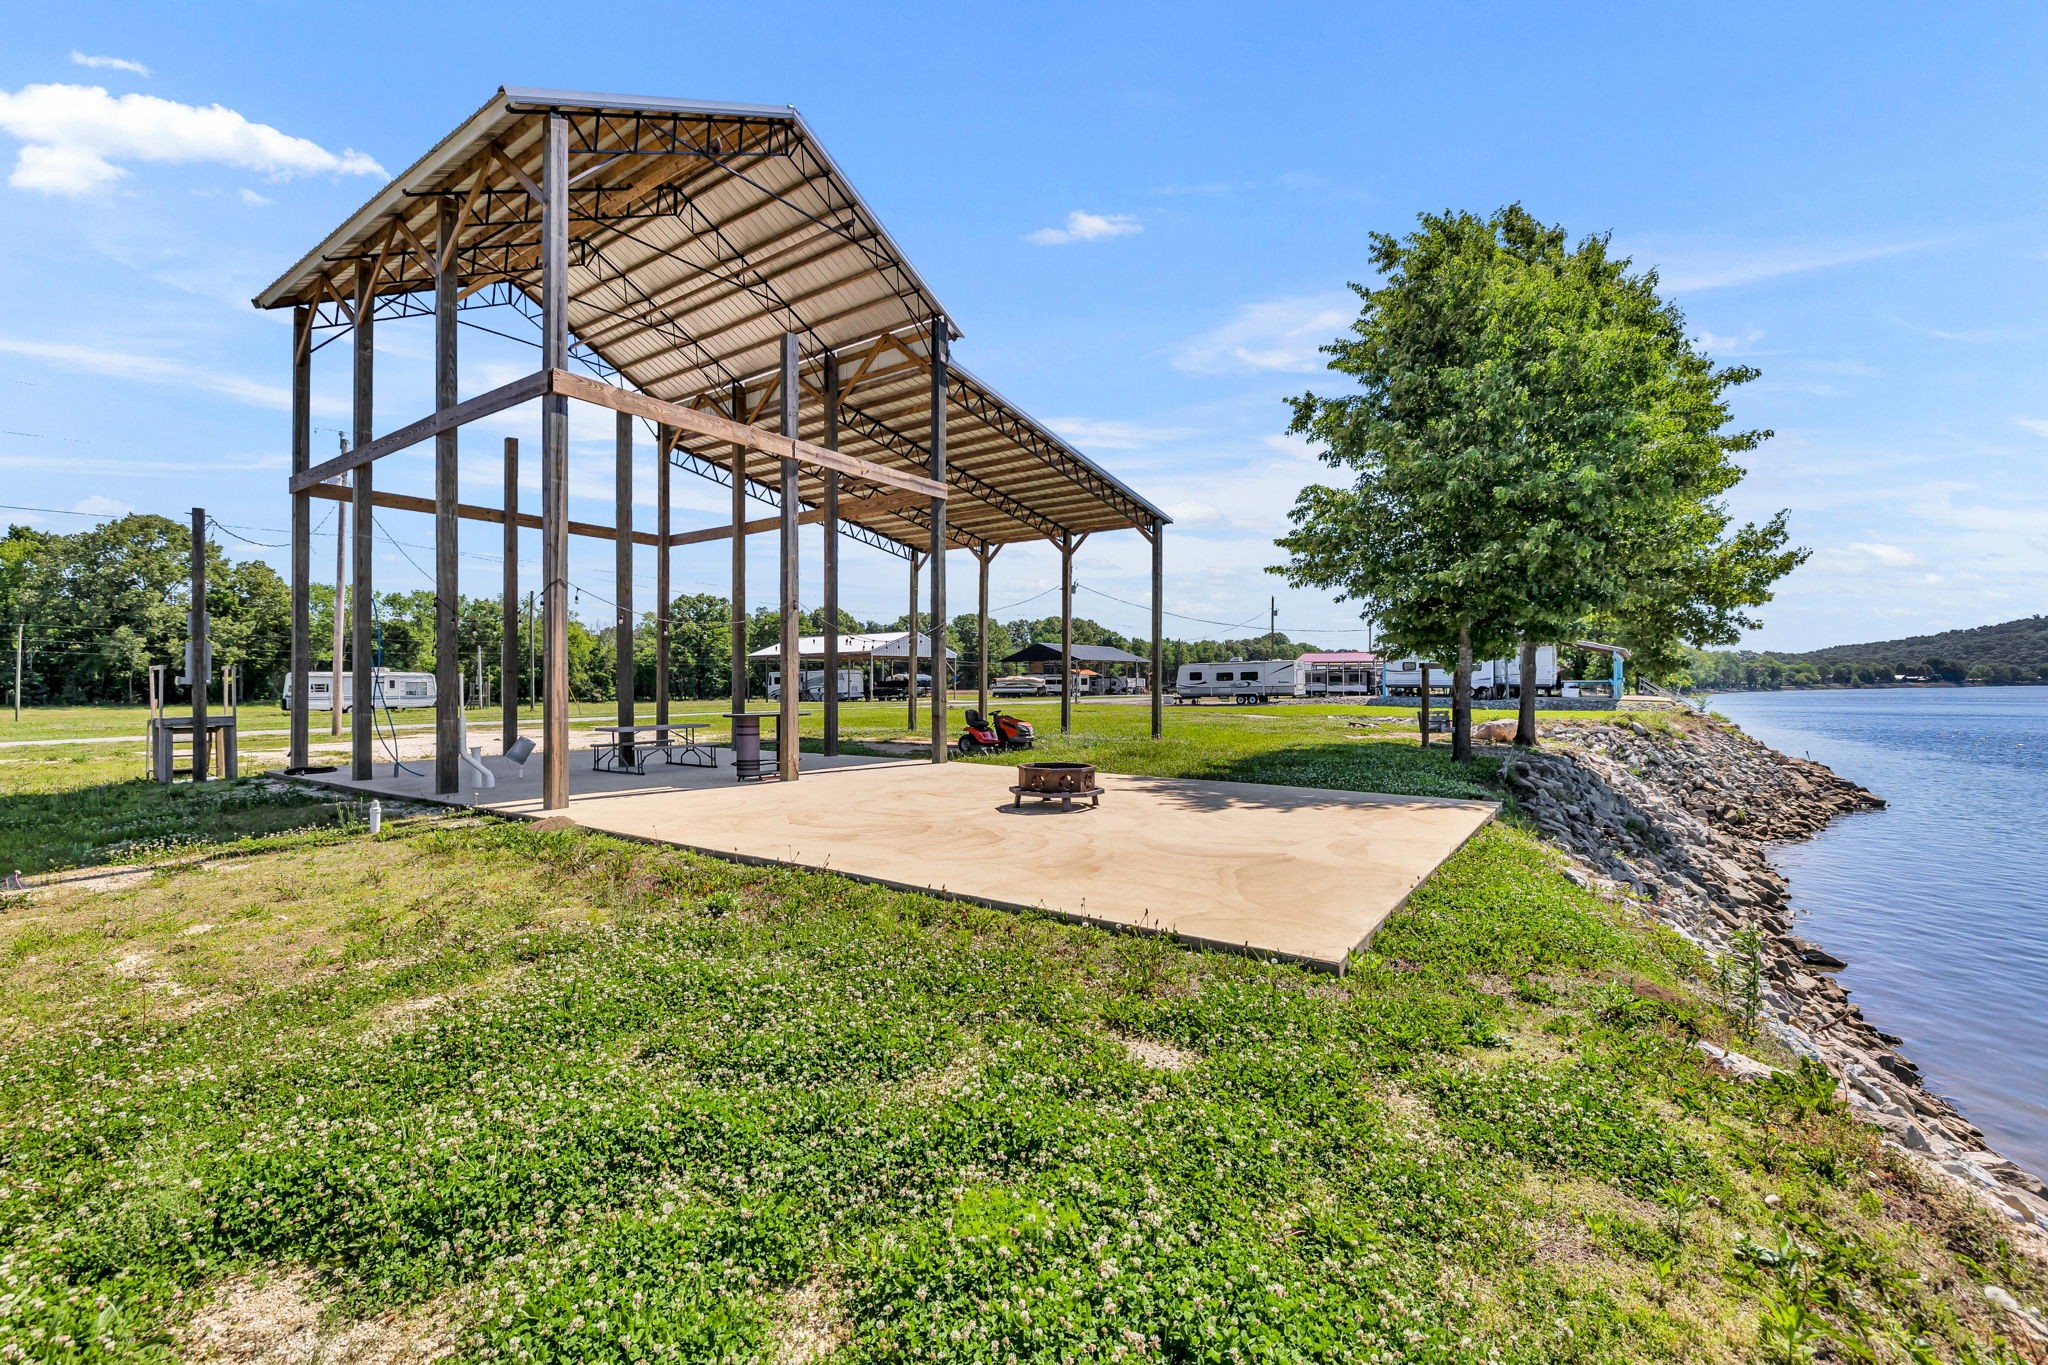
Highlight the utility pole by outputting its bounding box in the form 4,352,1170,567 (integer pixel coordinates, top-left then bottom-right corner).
526,590,537,709
12,623,20,722
475,644,485,710
1269,596,1278,656
331,436,348,736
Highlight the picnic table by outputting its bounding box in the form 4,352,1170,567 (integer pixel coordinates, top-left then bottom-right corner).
590,722,717,775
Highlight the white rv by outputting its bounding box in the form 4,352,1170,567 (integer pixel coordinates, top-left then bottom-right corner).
1381,646,1558,699
1173,659,1301,704
281,669,436,712
767,668,865,701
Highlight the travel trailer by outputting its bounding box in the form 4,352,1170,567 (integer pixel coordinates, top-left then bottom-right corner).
1381,646,1559,699
766,668,866,701
281,669,436,712
1173,659,1300,703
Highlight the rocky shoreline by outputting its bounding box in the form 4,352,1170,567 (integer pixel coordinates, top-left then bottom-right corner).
1497,712,2048,1243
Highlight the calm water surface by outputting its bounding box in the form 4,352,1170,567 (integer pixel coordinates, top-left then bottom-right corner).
1706,686,2048,1176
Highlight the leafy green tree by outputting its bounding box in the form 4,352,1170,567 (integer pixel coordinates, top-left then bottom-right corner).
1274,205,1796,756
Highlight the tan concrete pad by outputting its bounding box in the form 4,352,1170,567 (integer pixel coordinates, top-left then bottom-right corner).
298,751,1495,972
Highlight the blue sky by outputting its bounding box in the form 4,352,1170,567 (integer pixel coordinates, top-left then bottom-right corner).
2,2,2044,652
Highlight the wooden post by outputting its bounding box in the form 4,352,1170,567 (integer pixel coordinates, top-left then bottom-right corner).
332,459,346,738
614,410,635,768
288,305,311,770
539,112,570,810
350,271,375,781
1418,662,1431,747
777,333,801,781
928,319,949,763
1059,534,1075,735
655,425,672,734
906,553,920,731
433,195,461,795
1150,520,1164,740
729,381,748,718
501,438,519,748
821,353,840,756
189,507,209,782
976,546,995,718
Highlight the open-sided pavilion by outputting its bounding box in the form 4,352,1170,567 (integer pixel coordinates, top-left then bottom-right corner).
257,87,1170,809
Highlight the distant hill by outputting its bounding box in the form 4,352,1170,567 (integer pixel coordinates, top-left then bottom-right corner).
1786,615,2048,672
1687,615,2048,688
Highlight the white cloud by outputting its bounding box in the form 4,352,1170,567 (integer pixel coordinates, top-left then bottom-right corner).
237,187,270,206
1045,416,1194,449
71,494,132,517
2015,418,2048,438
1026,210,1141,246
1644,239,1928,293
0,334,344,415
1172,294,1353,375
0,83,385,195
1698,327,1765,353
70,52,150,77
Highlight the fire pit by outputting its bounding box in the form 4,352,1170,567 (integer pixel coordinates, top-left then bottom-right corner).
1009,761,1102,811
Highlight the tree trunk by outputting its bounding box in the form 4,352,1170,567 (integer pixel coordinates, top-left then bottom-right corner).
1451,623,1473,763
1515,639,1538,748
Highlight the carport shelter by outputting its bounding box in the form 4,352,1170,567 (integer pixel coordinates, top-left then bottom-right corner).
256,87,1171,807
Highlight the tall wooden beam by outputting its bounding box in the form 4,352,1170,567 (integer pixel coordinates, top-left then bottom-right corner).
821,352,840,757
1059,534,1075,736
501,438,519,748
777,332,800,782
433,195,461,796
906,552,920,732
351,270,376,781
655,425,672,733
288,305,311,771
728,381,747,718
189,507,209,782
928,320,948,763
614,410,635,769
1150,522,1164,740
539,112,570,811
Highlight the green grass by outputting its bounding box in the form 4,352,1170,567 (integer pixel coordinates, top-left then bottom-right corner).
0,710,2040,1363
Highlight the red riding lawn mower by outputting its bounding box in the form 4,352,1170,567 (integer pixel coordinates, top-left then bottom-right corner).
958,708,1035,753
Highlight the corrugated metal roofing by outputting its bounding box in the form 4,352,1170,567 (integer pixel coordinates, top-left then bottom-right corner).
256,87,1166,550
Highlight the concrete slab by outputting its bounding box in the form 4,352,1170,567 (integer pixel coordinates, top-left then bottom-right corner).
297,750,1495,972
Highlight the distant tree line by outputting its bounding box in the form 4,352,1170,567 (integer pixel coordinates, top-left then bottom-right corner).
1,515,1344,707
1683,615,2048,691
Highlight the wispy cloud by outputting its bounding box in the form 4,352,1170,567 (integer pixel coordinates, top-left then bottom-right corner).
0,83,385,195
1698,327,1765,353
1647,239,1929,292
2018,418,2048,439
1026,210,1141,246
69,52,150,77
72,493,133,516
0,334,344,414
237,187,270,206
1046,417,1194,449
1172,294,1352,375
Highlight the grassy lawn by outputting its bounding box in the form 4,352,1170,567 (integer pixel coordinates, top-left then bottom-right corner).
1,712,2040,1362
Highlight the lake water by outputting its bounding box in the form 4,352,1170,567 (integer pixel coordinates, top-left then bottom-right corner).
1706,686,2048,1177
